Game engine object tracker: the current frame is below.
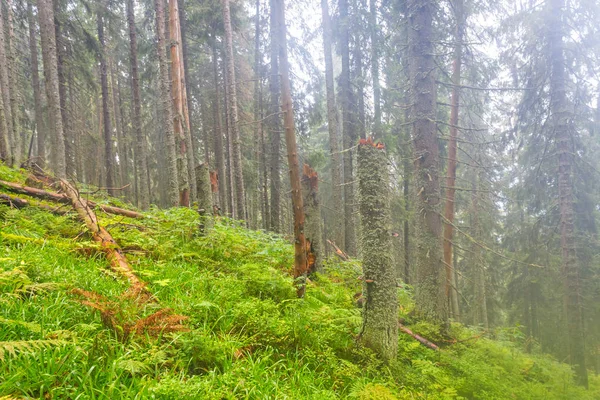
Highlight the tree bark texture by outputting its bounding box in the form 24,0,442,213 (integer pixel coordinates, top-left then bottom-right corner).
357,138,398,362
407,0,448,324
369,0,381,137
29,3,45,168
211,42,227,213
302,164,322,274
6,0,20,166
195,163,213,235
0,3,14,166
269,0,282,232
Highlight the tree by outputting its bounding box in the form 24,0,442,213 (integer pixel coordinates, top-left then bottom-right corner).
407,0,448,324
127,0,149,209
275,0,307,296
221,0,246,221
211,40,227,213
38,0,66,178
302,164,322,273
268,0,282,232
28,2,45,168
369,0,381,138
0,2,14,166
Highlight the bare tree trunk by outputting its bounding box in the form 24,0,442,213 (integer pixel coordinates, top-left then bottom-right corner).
320,0,343,247
97,5,115,195
28,2,46,168
155,0,179,206
109,57,125,189
340,0,356,256
127,0,149,209
358,138,398,362
302,164,322,273
6,0,20,165
269,0,281,232
442,0,463,321
548,0,587,387
407,0,448,324
0,3,14,166
211,41,227,213
38,0,66,178
369,0,381,137
276,0,307,296
471,175,488,328
354,41,366,141
196,163,213,235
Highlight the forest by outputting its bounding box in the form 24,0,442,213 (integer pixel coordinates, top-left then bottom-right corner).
0,0,600,398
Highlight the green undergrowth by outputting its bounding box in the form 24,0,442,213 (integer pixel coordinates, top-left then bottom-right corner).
0,164,599,399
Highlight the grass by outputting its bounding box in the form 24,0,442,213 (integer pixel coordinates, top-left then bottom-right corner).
1,163,599,399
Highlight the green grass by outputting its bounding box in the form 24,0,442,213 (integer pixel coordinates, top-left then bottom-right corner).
1,163,599,399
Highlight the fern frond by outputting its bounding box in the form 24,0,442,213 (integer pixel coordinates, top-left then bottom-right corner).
0,317,42,333
0,340,67,361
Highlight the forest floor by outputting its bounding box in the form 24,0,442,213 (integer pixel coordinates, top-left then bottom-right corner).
0,164,599,399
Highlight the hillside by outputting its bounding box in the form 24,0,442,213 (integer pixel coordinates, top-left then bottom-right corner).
0,164,598,399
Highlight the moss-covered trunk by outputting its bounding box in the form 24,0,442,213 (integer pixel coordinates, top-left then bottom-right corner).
196,164,213,235
358,138,398,362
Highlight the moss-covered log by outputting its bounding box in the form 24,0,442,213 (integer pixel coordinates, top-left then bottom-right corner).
357,138,398,362
195,163,213,235
302,164,322,274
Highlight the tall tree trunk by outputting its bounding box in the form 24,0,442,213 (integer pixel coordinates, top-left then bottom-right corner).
127,0,149,209
548,0,587,387
268,0,282,232
407,0,448,324
222,59,234,217
442,0,464,321
369,0,381,137
358,138,398,362
221,0,246,221
168,0,191,206
471,174,488,328
276,0,307,296
97,6,114,194
340,0,356,256
38,0,66,178
155,0,179,206
28,2,46,168
6,0,20,165
211,41,227,213
196,163,213,235
320,0,343,247
109,57,125,189
354,40,366,141
0,3,14,166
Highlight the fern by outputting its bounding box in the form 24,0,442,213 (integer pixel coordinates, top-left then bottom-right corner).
0,340,67,361
0,317,41,333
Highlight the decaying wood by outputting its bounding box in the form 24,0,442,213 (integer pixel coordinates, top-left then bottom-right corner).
327,239,349,261
0,192,69,215
0,179,144,219
399,323,440,351
59,178,151,300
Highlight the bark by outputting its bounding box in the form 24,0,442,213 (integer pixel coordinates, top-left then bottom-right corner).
269,0,282,232
354,41,366,141
357,138,398,362
195,163,213,235
211,41,227,213
369,0,381,137
327,239,349,261
127,0,149,209
340,0,356,256
471,175,488,329
403,165,410,284
221,0,246,221
54,2,72,177
0,3,14,165
276,0,308,297
109,56,125,190
442,0,463,321
399,324,439,351
37,0,66,178
155,0,179,206
302,164,322,273
168,0,191,207
407,0,448,324
97,7,115,195
6,0,20,165
548,0,587,387
320,0,343,247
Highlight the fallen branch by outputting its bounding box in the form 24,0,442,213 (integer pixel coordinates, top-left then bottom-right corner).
0,180,144,219
399,323,440,351
0,193,69,215
59,179,152,301
327,239,349,261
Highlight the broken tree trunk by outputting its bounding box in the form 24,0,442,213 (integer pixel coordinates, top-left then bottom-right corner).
327,239,349,261
399,323,439,351
0,180,144,219
302,164,322,274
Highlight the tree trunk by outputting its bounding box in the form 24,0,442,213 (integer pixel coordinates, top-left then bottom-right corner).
221,0,246,221
548,0,587,387
38,0,66,178
354,40,366,141
109,57,125,189
211,41,227,213
471,175,488,328
28,2,45,168
358,138,398,362
168,0,191,207
269,0,282,232
340,0,356,256
155,0,179,206
127,0,149,209
302,164,322,273
97,6,115,195
276,0,308,297
407,0,448,324
0,3,14,166
196,163,213,235
369,0,381,138
320,0,343,248
442,0,464,321
6,0,20,165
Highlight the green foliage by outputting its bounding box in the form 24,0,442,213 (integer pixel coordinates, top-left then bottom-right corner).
1,169,599,399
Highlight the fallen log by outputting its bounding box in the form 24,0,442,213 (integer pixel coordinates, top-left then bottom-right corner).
59,179,152,300
0,180,144,219
0,193,69,215
399,323,440,351
326,239,349,261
